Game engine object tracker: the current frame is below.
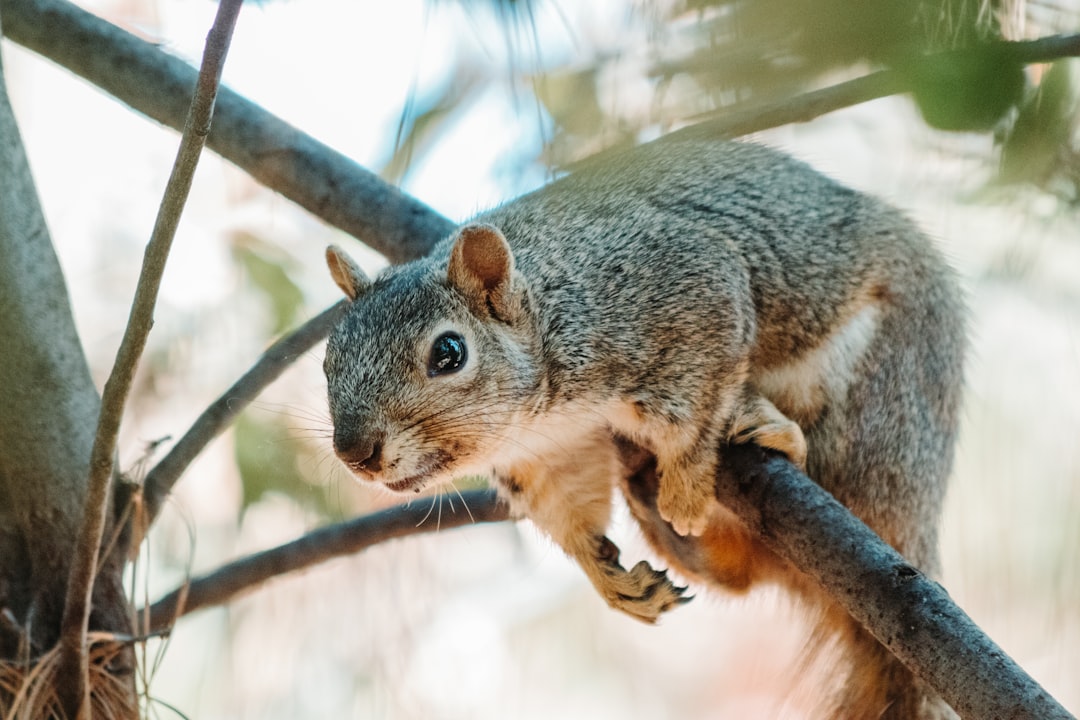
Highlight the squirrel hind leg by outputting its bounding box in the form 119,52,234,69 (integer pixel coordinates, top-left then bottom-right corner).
654,447,721,538
614,436,782,593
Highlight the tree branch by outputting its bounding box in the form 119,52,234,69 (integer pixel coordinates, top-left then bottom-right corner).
6,3,1073,711
5,0,1078,267
145,489,509,632
56,2,243,715
147,446,1075,718
0,0,456,263
1000,32,1080,63
568,33,1080,171
706,444,1073,720
139,301,349,530
674,33,1080,142
670,69,909,143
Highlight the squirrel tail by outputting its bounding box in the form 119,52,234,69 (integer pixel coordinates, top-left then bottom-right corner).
614,437,955,719
796,599,956,720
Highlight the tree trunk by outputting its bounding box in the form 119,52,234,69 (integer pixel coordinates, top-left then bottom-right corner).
0,15,133,710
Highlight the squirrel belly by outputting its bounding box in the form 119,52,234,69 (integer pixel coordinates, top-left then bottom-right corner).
323,137,966,719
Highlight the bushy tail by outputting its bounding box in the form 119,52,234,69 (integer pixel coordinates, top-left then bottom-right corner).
800,599,956,720
615,436,957,719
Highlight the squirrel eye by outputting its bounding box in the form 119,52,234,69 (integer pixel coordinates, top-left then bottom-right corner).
427,332,467,377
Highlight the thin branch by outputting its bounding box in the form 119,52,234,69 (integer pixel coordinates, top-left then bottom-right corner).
4,0,1078,266
674,33,1080,142
141,431,1076,718
670,69,909,143
1000,32,1080,63
145,489,509,632
572,32,1080,169
0,0,456,263
142,442,1076,717
139,301,349,530
56,1,243,716
706,444,1074,720
679,33,1080,141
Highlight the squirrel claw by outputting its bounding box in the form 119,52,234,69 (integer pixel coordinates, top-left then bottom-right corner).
608,561,692,624
594,541,692,623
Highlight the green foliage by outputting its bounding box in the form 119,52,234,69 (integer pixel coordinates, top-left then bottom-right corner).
548,0,1013,157
908,46,1026,131
231,233,304,335
1001,60,1080,198
452,0,1079,203
382,72,482,185
533,68,604,136
233,411,341,521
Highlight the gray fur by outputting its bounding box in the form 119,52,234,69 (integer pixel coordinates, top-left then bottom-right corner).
324,138,966,718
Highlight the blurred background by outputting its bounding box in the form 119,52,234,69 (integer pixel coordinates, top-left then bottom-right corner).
3,0,1079,716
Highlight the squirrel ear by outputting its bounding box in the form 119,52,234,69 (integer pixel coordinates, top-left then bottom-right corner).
447,224,518,320
325,245,372,301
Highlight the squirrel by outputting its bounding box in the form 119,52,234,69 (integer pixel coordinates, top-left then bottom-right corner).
322,137,965,719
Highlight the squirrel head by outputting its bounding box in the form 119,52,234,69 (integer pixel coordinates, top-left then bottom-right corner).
323,224,540,494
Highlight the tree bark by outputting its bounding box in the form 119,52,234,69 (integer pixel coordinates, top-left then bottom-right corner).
3,1,1076,715
145,446,1076,718
0,8,131,689
140,301,347,528
703,444,1072,720
147,489,509,631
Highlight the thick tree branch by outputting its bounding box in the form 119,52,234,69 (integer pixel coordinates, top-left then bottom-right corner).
1,5,137,715
139,301,348,530
145,489,509,632
0,0,456,263
4,3,1072,711
56,2,243,715
148,447,1074,718
4,0,1078,269
708,444,1073,720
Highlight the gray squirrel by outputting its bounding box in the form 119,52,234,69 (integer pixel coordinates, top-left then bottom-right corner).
322,138,965,719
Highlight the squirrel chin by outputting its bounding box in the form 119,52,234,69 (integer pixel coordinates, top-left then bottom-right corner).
380,452,455,495
383,476,428,494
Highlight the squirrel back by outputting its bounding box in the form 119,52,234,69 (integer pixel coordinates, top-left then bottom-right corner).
324,138,966,719
474,139,957,401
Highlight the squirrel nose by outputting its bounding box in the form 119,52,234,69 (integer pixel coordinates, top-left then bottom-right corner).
333,429,384,473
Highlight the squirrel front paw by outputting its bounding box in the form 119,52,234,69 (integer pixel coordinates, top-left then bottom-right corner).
656,466,714,537
593,537,691,624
